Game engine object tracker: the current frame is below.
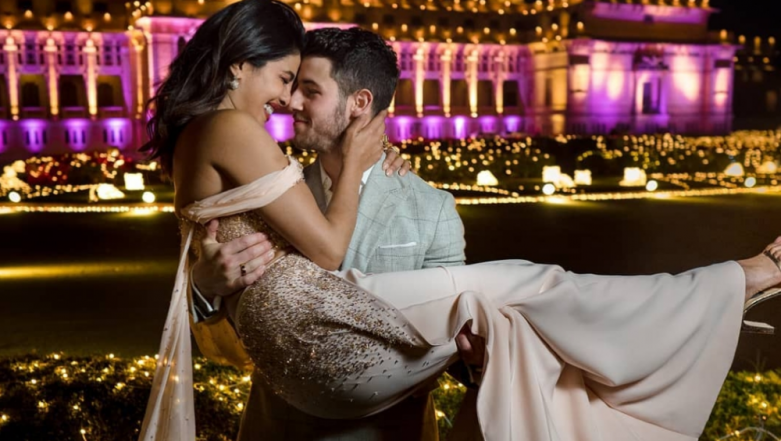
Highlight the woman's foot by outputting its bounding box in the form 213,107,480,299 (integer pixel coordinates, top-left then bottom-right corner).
738,236,781,303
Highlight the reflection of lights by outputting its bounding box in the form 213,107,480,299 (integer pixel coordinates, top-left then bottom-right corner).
545,196,568,204
745,177,757,188
542,183,556,195
455,186,781,205
142,191,156,203
120,209,158,217
0,204,175,214
9,191,21,203
646,180,659,192
0,261,176,280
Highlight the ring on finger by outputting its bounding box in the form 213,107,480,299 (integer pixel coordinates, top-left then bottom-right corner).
383,143,400,155
381,135,399,153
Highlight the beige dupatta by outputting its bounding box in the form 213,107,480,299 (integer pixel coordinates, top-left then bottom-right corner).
138,157,303,440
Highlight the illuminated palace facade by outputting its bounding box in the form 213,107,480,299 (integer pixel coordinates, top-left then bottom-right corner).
0,0,756,159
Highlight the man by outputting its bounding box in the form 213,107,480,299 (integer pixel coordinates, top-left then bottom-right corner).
190,27,483,440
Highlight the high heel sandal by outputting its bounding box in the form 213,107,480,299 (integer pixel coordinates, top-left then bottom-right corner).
742,250,781,335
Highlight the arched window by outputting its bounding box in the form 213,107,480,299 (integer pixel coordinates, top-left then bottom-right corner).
60,80,79,107
451,79,468,107
395,79,414,106
21,83,40,107
0,75,7,109
423,80,440,106
98,83,114,107
503,80,519,108
477,80,493,107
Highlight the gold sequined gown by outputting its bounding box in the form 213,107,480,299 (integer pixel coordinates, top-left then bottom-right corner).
142,157,746,441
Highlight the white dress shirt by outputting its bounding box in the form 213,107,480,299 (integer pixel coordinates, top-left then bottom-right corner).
319,161,375,207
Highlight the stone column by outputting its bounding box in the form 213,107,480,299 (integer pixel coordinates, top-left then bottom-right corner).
84,38,98,118
466,47,479,117
3,37,20,120
45,37,59,119
130,35,146,118
494,49,507,115
413,45,425,117
441,47,452,117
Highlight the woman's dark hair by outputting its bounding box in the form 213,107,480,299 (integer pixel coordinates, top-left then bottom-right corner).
140,0,305,175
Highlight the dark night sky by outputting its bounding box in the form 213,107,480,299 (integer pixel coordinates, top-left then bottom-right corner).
708,0,781,37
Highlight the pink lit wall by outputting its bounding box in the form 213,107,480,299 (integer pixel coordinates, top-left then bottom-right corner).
590,2,710,25
0,16,738,161
529,38,736,136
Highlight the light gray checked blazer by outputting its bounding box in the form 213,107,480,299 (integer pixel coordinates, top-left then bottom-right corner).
238,155,467,441
307,155,467,273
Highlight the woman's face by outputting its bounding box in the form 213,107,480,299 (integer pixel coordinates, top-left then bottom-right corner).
227,53,301,124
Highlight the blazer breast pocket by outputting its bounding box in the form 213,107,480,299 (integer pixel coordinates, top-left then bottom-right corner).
375,242,418,257
377,242,417,250
370,242,421,272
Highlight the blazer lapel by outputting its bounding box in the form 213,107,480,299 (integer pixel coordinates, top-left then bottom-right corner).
342,158,411,271
303,159,328,214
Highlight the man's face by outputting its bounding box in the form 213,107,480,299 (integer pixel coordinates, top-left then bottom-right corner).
289,57,351,153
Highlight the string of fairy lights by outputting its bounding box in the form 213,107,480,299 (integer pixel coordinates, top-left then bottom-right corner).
1,353,779,440
3,130,778,213
0,353,467,438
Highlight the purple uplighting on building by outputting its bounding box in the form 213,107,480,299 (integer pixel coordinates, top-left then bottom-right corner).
0,0,763,161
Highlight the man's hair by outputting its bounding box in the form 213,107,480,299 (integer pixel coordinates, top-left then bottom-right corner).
302,27,399,115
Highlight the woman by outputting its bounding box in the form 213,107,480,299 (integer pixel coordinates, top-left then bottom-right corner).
138,1,781,440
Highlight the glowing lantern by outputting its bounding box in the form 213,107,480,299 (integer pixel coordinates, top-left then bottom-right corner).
620,167,647,187
757,161,778,175
8,191,21,203
96,184,125,200
124,173,145,191
142,191,156,203
724,163,745,177
745,177,757,188
542,183,556,195
542,166,561,184
558,174,575,188
574,170,592,186
645,180,659,192
543,166,575,188
476,170,498,186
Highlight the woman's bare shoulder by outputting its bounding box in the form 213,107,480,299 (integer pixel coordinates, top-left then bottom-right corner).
185,110,272,153
182,109,288,186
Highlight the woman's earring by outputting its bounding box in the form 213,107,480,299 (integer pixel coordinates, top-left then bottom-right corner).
228,76,240,90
